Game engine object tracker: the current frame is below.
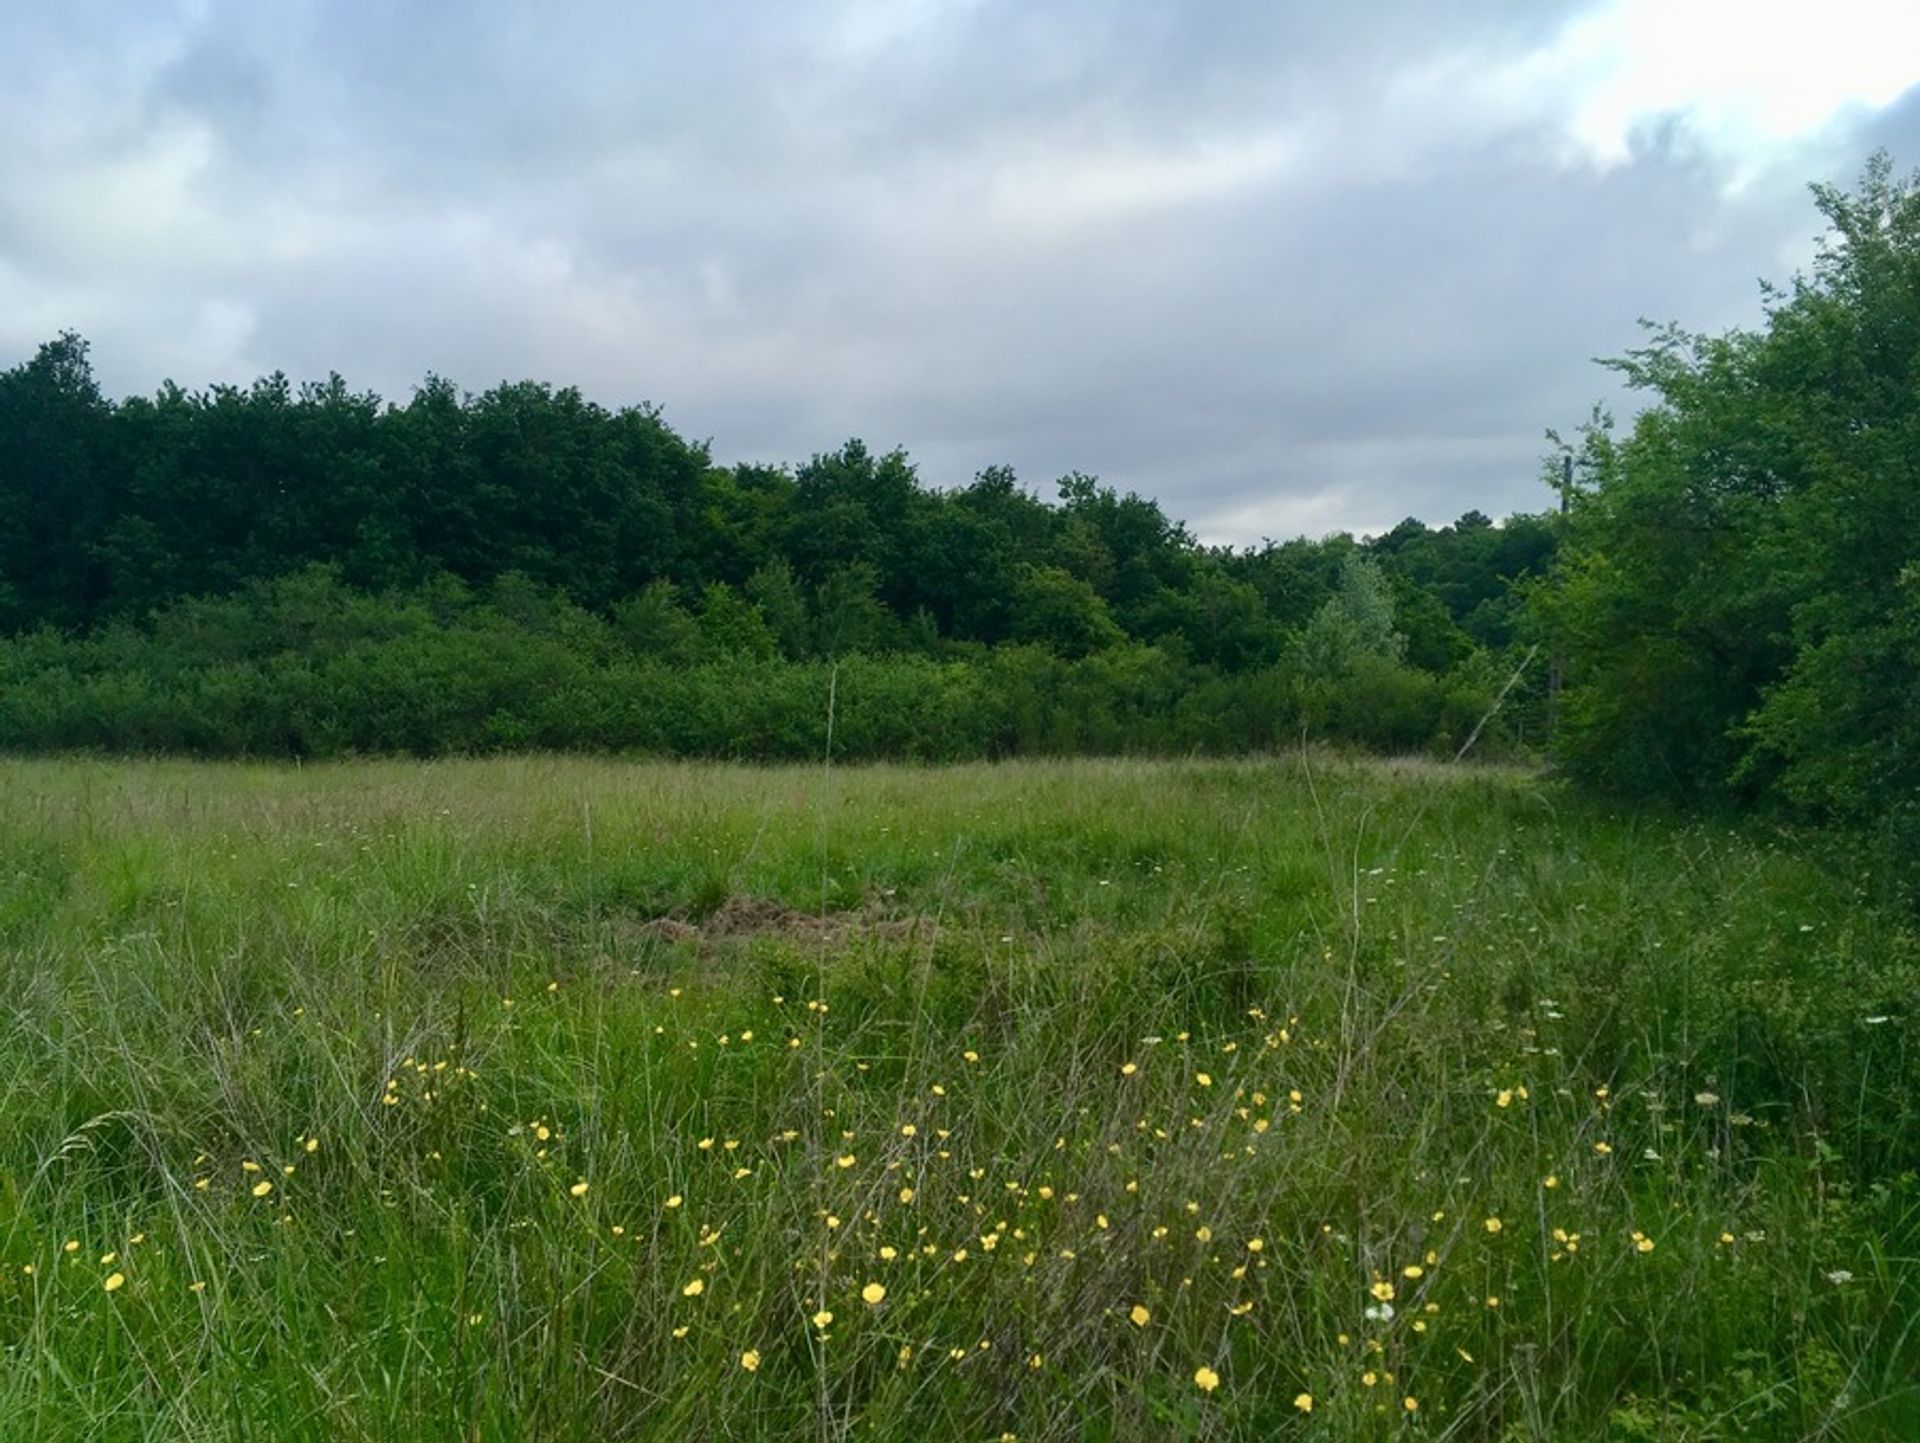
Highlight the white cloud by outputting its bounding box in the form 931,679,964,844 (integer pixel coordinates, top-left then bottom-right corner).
975,129,1301,239
1195,486,1379,548
1501,0,1920,168
828,0,987,62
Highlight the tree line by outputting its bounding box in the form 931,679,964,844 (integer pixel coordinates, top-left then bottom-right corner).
0,331,1556,758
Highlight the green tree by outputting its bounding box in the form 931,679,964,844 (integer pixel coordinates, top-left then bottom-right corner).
614,581,699,664
814,564,897,657
1544,153,1920,849
1007,563,1125,659
696,583,776,659
744,560,812,659
0,333,110,627
1297,555,1405,678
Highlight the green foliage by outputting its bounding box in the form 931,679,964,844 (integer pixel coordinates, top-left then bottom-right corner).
0,330,1563,769
613,581,700,665
0,332,107,630
1296,554,1406,678
813,564,898,658
1007,564,1125,659
0,569,1524,762
1542,154,1920,895
696,584,777,660
744,560,811,660
0,336,1553,713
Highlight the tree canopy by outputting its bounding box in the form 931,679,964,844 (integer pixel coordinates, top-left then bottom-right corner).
0,335,1553,679
1541,153,1920,879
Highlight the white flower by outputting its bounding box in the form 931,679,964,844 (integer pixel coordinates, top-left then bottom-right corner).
1826,1269,1855,1285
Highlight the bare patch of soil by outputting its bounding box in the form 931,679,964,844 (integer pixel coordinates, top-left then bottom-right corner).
634,895,934,949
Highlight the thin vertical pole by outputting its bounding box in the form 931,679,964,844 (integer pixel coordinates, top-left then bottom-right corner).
1546,453,1571,736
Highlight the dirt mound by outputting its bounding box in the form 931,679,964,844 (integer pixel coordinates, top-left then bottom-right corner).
636,895,932,949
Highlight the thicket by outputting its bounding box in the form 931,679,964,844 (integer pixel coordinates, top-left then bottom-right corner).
0,332,1554,760
0,567,1512,760
1540,154,1920,896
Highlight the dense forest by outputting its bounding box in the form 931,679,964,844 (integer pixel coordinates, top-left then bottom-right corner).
2,157,1916,891
0,332,1555,760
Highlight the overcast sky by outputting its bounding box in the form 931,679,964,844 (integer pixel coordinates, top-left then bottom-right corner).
4,1,1918,543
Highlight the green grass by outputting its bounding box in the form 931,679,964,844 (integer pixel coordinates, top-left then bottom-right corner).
0,754,1915,1440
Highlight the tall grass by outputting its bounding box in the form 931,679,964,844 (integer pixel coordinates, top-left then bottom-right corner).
0,755,1913,1439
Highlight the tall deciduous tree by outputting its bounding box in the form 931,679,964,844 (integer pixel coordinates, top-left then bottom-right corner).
1544,153,1920,860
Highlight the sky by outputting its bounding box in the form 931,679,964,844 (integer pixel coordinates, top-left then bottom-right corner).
3,1,1919,544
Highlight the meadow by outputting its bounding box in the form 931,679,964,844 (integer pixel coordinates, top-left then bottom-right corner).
0,754,1915,1441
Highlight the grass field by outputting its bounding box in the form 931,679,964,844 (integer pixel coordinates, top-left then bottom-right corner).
0,754,1915,1440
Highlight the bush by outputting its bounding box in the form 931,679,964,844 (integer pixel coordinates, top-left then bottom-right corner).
0,569,1533,763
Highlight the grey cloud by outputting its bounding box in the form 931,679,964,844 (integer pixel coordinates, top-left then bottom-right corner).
1,0,1914,543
